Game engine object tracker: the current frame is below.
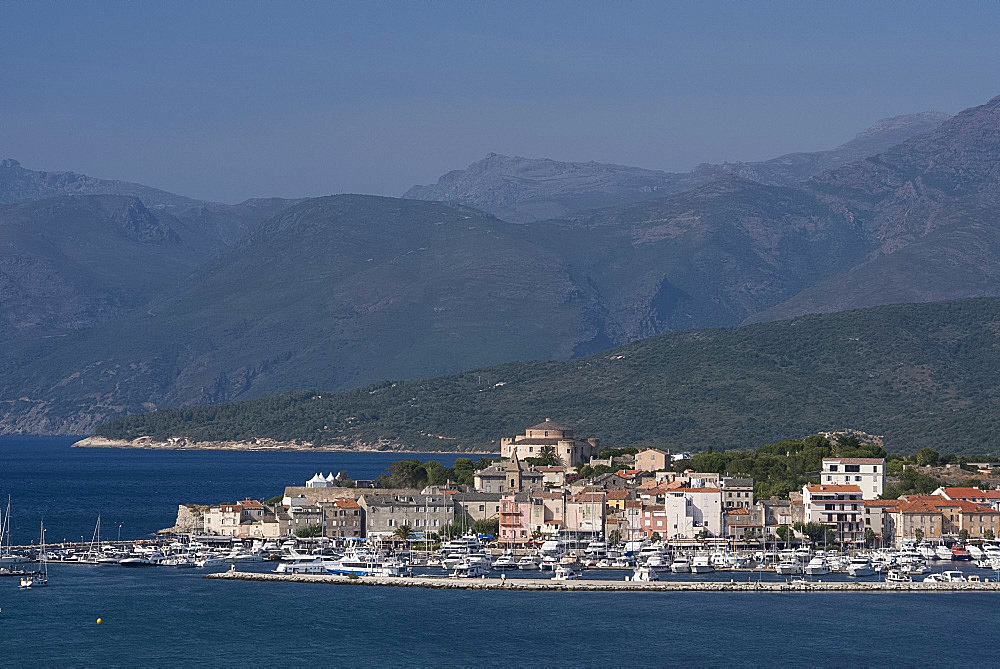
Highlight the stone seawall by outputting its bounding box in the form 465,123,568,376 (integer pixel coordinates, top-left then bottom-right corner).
206,571,1000,593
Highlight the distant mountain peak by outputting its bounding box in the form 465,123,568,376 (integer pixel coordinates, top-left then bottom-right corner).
848,112,951,144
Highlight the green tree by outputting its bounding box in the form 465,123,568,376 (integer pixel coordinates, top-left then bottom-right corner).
958,529,969,543
394,525,413,541
914,528,924,543
471,518,499,537
650,531,661,543
864,527,876,547
295,524,323,538
537,446,559,466
608,529,621,544
916,448,940,467
775,525,791,544
986,529,995,541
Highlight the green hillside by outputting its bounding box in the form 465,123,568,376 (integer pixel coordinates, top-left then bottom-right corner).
96,297,1000,455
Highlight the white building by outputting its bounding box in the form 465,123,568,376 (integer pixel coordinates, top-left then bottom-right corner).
662,488,723,539
821,458,885,500
803,484,863,544
499,419,601,468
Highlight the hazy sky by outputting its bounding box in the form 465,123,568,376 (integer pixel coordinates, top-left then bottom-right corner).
3,1,999,203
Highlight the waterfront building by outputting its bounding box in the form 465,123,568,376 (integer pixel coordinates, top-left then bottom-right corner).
931,486,1000,510
724,507,763,542
821,458,885,500
802,484,864,544
451,492,503,522
720,477,755,510
662,488,724,539
498,493,533,542
529,490,565,536
888,495,1000,541
203,499,271,537
358,493,455,538
473,455,544,494
565,491,606,536
634,448,670,472
499,418,601,468
324,499,364,539
862,500,899,544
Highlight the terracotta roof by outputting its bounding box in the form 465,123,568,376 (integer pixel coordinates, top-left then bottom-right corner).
685,488,722,494
641,504,665,513
863,500,900,507
605,490,630,500
726,507,749,515
823,457,884,464
535,466,567,472
238,499,265,508
335,499,361,509
616,469,641,478
637,448,668,455
805,484,863,494
532,491,564,500
940,487,991,499
570,493,606,503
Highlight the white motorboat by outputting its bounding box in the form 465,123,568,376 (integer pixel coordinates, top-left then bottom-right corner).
451,559,490,578
275,555,327,574
516,555,541,570
847,556,875,577
327,552,405,577
967,545,984,560
934,545,953,560
631,565,659,582
885,570,912,583
539,555,559,571
775,560,803,575
691,554,715,574
441,552,468,571
804,557,830,576
670,556,691,574
551,565,581,580
195,556,226,568
493,553,518,569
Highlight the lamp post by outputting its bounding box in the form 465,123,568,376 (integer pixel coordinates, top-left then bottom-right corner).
118,523,122,543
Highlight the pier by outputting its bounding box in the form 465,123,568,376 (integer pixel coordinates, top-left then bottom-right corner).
206,570,1000,592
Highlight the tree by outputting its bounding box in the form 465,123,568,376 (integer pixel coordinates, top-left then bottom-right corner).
537,445,559,466
986,529,995,541
608,529,621,544
775,525,791,544
958,529,969,543
394,525,413,541
864,527,876,547
916,448,940,467
650,531,661,543
577,464,594,478
914,528,924,543
295,524,322,538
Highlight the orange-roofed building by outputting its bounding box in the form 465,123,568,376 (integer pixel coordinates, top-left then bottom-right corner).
803,484,863,544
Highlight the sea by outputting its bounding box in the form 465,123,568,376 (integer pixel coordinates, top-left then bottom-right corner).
2,436,999,667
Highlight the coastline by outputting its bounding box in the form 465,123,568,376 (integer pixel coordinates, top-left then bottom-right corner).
70,435,494,455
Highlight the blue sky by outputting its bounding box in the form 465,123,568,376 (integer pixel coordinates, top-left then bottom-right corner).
2,1,999,202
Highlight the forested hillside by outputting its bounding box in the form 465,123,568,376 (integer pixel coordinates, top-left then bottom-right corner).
97,297,1000,455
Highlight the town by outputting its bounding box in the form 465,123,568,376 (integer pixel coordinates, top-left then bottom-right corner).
140,420,1000,585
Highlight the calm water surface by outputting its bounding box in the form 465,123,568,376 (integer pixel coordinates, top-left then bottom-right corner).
2,436,997,667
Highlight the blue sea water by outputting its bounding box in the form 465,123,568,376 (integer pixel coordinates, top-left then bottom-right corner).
2,436,1000,667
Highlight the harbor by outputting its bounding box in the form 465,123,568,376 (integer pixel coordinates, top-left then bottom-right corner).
207,569,1000,592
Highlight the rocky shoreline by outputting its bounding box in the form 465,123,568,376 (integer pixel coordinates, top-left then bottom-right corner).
207,571,1000,593
71,435,490,454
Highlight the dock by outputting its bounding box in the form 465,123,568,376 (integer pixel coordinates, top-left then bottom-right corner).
206,571,1000,592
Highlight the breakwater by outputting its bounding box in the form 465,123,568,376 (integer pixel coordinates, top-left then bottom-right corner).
207,570,1000,592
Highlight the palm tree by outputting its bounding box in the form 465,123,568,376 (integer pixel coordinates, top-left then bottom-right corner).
538,445,558,466
394,525,413,542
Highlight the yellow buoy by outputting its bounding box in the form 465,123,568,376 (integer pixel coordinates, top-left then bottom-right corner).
96,618,102,624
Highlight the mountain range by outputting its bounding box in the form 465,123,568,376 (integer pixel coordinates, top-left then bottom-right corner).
3,94,1000,439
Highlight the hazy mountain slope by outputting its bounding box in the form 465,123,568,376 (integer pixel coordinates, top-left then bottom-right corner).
0,159,204,210
404,112,950,222
0,196,218,341
0,195,599,434
95,297,1000,456
757,95,1000,321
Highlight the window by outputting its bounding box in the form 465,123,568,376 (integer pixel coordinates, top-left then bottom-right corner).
829,465,839,472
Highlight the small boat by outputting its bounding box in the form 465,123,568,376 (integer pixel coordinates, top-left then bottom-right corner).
941,570,968,582
450,560,490,578
275,555,327,574
539,555,559,571
551,565,581,581
934,545,953,561
631,565,659,582
951,546,972,561
516,555,540,570
885,570,912,583
670,556,691,574
967,545,984,560
804,557,830,576
775,560,803,575
493,553,517,569
690,554,715,574
847,556,875,577
196,556,226,568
